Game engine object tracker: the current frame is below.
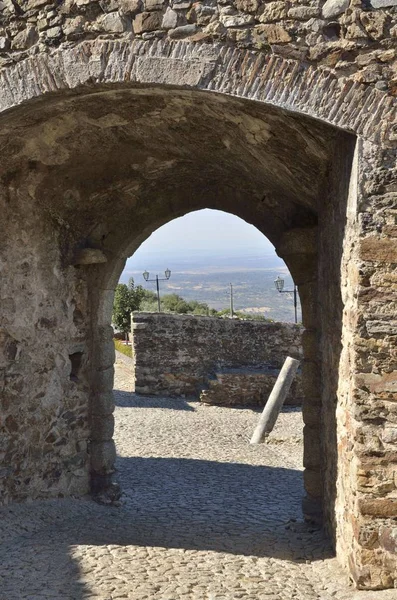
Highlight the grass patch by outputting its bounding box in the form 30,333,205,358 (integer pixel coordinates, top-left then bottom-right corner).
114,338,133,359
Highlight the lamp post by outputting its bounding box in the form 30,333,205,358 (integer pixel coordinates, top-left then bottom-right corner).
143,268,171,313
274,276,298,324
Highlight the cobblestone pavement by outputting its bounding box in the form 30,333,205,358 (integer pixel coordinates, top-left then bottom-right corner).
1,359,396,600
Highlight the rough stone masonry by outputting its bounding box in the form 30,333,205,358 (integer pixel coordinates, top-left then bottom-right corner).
132,312,303,405
0,0,397,590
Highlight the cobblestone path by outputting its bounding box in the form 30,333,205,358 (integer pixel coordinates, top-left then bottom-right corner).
1,359,395,600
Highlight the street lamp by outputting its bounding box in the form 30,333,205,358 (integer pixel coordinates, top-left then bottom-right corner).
143,269,171,312
274,276,298,324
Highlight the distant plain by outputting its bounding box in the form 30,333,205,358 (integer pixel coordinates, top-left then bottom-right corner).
121,250,302,323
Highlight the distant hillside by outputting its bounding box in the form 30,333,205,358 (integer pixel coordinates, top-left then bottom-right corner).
120,252,301,323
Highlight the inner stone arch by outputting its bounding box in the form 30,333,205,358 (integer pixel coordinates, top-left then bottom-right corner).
0,81,358,581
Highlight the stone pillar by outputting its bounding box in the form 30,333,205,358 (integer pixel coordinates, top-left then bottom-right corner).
317,133,357,548
300,281,323,523
89,285,120,502
277,228,322,522
335,140,397,589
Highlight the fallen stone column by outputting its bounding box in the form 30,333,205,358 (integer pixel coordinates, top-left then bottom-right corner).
250,356,300,444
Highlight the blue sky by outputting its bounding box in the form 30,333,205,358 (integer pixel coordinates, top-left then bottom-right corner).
134,209,274,254
120,209,279,282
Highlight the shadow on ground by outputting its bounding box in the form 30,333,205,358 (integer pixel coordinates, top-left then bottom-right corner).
0,456,334,599
114,389,196,411
114,390,304,413
113,456,332,561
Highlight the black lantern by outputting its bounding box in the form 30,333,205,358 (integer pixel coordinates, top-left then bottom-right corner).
274,275,298,324
274,276,285,292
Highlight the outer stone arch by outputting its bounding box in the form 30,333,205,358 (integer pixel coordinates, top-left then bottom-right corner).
1,39,396,590
1,38,396,146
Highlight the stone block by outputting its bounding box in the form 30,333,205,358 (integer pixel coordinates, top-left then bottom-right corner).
95,324,114,343
172,0,192,9
359,237,397,263
322,0,349,18
288,6,320,20
96,340,115,372
99,13,129,33
90,440,116,474
303,425,321,469
92,391,115,416
382,428,397,444
371,0,397,7
120,0,141,13
354,519,380,549
234,0,259,12
45,26,62,39
145,0,165,9
355,371,397,395
257,23,291,43
91,414,115,441
259,1,287,23
302,494,323,522
136,52,210,84
303,468,323,498
220,13,255,27
162,7,179,29
133,11,163,33
298,282,318,328
63,16,86,37
92,367,114,395
301,361,321,398
301,329,319,362
360,11,386,41
302,400,321,426
0,35,9,50
379,527,397,553
359,498,397,518
11,26,38,50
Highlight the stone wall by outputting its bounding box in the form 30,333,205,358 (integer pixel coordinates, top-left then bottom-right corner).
0,0,396,95
131,313,303,404
200,367,303,406
0,185,91,506
334,141,397,589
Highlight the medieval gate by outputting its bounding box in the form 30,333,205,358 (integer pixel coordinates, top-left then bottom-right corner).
1,0,397,588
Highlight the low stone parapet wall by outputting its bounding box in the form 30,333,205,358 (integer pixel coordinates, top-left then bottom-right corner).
131,313,303,405
200,367,303,406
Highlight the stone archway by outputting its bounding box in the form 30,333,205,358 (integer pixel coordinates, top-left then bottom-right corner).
0,41,396,590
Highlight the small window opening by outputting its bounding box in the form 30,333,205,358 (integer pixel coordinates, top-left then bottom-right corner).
69,352,83,382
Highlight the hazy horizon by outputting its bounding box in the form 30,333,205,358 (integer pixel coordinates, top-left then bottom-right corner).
121,209,281,280
119,209,300,322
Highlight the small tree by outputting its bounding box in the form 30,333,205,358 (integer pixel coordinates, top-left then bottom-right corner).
112,278,145,339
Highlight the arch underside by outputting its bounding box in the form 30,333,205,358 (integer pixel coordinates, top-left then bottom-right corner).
0,83,345,262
